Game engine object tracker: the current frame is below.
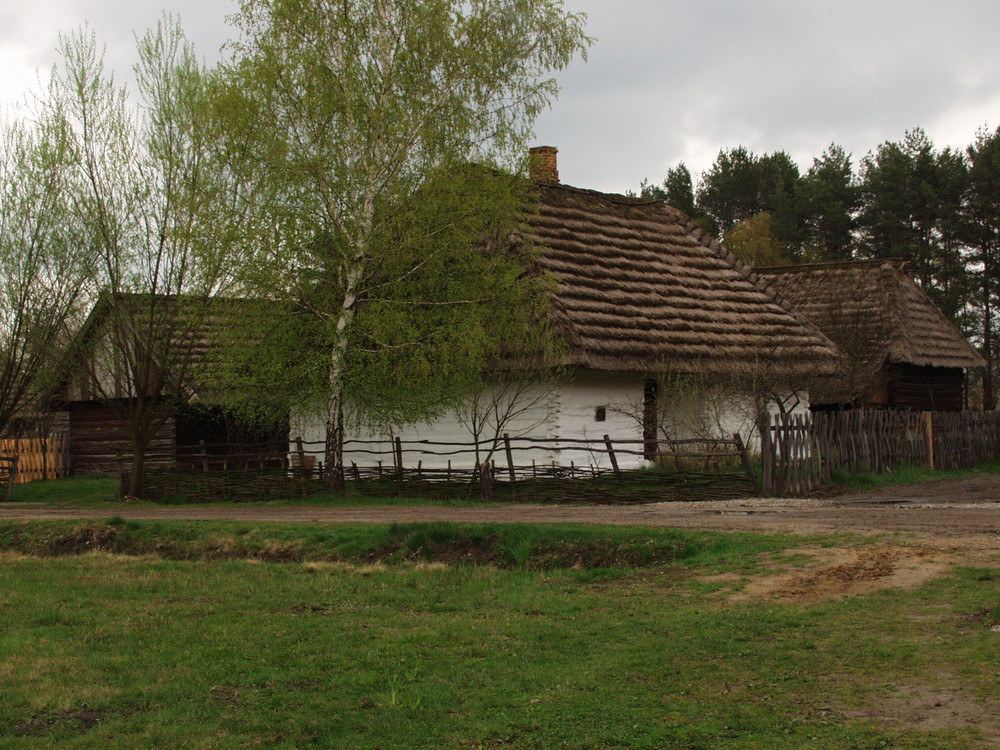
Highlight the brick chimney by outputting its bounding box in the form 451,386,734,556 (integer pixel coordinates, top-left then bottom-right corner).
529,146,559,184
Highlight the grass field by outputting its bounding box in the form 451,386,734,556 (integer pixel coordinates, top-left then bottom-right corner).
3,476,497,507
834,458,1000,492
1,520,998,748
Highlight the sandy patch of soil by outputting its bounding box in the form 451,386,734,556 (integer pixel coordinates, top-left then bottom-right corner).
735,545,953,601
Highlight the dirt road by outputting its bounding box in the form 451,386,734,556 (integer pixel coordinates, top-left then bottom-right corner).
2,474,999,546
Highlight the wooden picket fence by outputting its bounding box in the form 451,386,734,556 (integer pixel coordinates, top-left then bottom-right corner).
0,436,71,484
761,409,1000,496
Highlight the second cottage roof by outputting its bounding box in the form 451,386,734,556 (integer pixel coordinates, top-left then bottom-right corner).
527,182,839,377
756,260,984,401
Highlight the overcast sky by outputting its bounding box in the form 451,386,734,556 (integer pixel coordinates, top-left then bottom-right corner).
2,0,998,194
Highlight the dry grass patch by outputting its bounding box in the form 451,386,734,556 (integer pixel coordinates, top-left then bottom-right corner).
843,680,1000,746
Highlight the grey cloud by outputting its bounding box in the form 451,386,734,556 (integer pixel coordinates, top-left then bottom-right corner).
4,0,999,196
539,0,1000,192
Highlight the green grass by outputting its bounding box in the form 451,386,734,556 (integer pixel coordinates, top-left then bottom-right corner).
0,519,788,568
4,476,118,504
1,521,998,748
2,476,501,508
7,454,1000,507
833,458,1000,492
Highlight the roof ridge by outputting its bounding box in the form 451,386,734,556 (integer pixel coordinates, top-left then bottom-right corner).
756,258,908,273
533,179,661,206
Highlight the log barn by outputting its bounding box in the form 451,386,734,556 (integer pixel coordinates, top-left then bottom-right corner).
56,294,286,476
757,260,985,411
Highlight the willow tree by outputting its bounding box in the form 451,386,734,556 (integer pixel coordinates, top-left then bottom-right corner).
224,0,589,488
48,20,248,496
0,112,91,435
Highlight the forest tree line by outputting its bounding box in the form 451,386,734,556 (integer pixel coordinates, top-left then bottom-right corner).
639,127,1000,408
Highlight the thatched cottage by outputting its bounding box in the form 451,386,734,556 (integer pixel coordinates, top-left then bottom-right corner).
757,260,985,411
297,148,841,469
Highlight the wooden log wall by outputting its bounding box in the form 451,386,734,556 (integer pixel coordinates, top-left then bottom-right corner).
888,366,965,411
66,402,175,475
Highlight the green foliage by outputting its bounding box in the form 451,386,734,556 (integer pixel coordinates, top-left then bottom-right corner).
663,162,698,217
723,212,791,267
965,126,1000,406
859,130,971,319
217,0,590,476
0,102,91,433
800,143,859,261
35,18,252,497
640,162,699,218
696,147,803,252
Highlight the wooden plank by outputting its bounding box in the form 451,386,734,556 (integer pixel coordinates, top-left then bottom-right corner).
0,436,70,483
733,432,759,495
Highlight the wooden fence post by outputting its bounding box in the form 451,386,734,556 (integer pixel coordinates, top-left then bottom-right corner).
503,433,516,482
394,437,404,478
733,433,759,495
923,411,934,470
116,449,125,499
4,456,16,499
603,434,622,480
760,413,773,496
200,439,209,473
295,437,306,476
479,461,493,502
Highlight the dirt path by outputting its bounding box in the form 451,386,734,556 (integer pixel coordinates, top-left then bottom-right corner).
2,474,999,547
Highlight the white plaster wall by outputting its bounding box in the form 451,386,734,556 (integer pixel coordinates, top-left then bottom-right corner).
648,382,811,456
290,383,560,471
289,375,810,471
550,371,648,469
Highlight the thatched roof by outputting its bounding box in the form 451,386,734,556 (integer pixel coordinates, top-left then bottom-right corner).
527,182,840,377
59,292,255,404
756,260,984,400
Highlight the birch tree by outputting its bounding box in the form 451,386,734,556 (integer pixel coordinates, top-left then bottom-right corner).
225,0,589,488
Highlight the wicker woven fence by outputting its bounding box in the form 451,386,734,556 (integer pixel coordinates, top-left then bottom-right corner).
0,435,70,484
131,433,758,504
761,409,1000,496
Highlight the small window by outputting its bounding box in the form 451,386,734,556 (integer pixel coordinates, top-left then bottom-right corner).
594,406,607,422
